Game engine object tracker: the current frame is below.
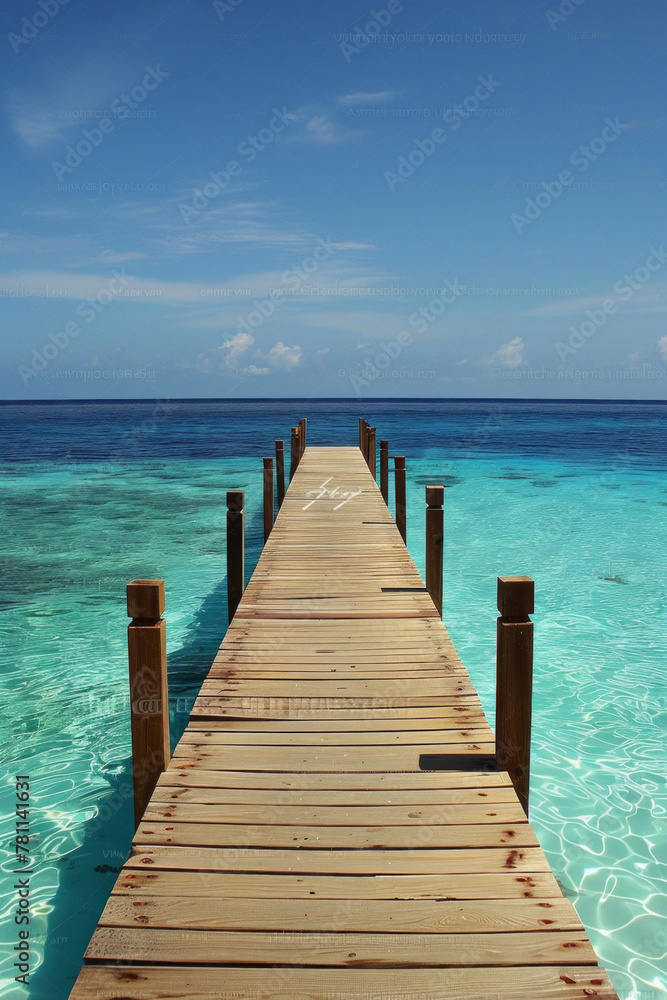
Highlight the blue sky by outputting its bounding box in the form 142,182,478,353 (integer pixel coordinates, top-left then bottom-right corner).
1,0,665,399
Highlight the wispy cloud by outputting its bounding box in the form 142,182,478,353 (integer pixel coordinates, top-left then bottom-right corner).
288,108,364,145
337,91,403,105
481,336,525,368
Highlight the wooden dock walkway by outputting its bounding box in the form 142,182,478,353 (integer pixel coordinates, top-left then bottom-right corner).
70,445,620,999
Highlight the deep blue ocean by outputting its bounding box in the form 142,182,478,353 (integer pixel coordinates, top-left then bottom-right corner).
0,398,665,1000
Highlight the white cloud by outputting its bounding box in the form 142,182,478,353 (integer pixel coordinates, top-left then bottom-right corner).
263,341,302,370
658,335,667,361
337,91,403,105
220,332,254,366
483,336,524,368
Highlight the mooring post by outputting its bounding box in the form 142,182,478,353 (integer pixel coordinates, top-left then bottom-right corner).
226,490,244,621
380,440,389,504
298,417,307,456
496,576,534,817
395,456,406,543
127,579,170,830
275,440,285,508
359,417,365,452
290,427,300,481
425,485,444,617
263,458,274,543
367,426,376,478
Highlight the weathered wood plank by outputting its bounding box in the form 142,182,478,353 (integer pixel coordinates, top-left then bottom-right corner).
114,866,560,898
86,926,597,966
126,845,547,873
99,895,583,933
69,964,619,999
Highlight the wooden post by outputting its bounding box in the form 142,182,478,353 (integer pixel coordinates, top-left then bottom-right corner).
425,485,444,617
298,418,307,456
263,458,274,543
290,427,300,481
127,579,169,830
380,440,389,504
226,490,244,621
395,456,406,543
275,440,285,508
359,417,365,452
496,576,534,817
367,427,376,478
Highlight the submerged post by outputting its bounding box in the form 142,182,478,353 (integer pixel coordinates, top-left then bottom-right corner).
298,417,307,456
263,458,274,543
380,440,389,504
290,427,300,481
425,485,444,617
395,456,406,543
275,440,285,508
367,426,376,478
496,576,534,817
226,490,244,621
127,579,170,830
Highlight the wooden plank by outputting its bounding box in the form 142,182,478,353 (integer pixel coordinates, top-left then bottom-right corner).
157,768,512,790
69,964,619,999
127,844,547,873
100,895,583,932
114,866,560,898
141,801,527,827
86,926,597,966
133,820,534,849
177,728,494,746
170,743,495,771
185,712,488,731
151,786,517,806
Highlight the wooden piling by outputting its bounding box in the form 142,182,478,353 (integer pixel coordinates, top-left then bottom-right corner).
126,579,169,830
380,440,389,504
263,458,274,543
496,576,534,817
367,426,376,478
395,456,406,543
226,490,244,621
425,485,444,617
298,418,307,456
275,441,285,509
358,417,365,452
290,427,300,481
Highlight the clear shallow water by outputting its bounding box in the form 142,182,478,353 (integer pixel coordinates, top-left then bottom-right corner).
0,399,665,1000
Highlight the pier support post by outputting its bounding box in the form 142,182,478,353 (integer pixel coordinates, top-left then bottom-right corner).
359,417,365,453
290,427,300,481
263,458,274,543
367,426,376,478
298,418,307,456
227,490,244,621
275,441,285,508
425,485,444,617
395,456,406,543
380,440,389,504
127,579,170,830
496,576,534,817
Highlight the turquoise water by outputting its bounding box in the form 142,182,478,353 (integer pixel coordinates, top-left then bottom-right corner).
0,399,665,1000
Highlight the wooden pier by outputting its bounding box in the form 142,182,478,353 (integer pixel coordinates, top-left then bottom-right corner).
69,440,620,999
